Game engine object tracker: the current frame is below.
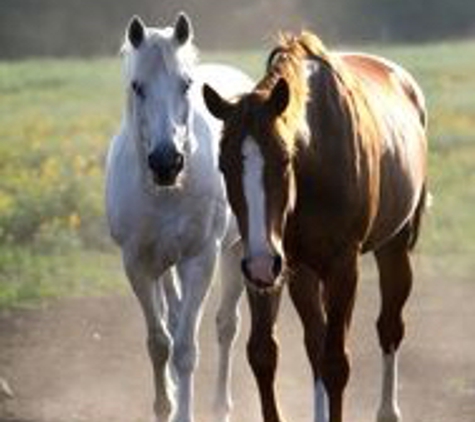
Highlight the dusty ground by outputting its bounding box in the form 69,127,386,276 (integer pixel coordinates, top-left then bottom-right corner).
0,255,474,422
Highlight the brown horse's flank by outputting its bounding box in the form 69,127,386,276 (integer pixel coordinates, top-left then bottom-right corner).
204,31,427,422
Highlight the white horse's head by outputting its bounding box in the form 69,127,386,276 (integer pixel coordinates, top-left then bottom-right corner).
122,13,197,187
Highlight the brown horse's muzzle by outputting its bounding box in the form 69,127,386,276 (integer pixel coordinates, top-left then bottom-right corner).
241,254,283,292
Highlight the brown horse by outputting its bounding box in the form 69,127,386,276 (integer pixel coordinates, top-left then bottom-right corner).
203,32,427,422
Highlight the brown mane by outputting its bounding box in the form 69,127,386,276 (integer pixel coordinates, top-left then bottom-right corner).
256,31,333,154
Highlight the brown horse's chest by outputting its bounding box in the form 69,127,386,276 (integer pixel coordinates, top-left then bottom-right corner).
284,173,369,274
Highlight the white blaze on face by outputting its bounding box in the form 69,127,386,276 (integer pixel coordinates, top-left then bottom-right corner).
242,136,268,257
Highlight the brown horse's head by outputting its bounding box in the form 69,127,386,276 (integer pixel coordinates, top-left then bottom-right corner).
203,33,338,291
204,79,295,291
203,33,328,291
203,34,327,291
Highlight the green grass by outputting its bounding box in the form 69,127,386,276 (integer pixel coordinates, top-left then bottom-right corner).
0,247,127,307
0,40,474,307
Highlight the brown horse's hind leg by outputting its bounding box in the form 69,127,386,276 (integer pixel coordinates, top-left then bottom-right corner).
246,286,284,422
374,227,413,422
321,252,359,422
287,265,328,422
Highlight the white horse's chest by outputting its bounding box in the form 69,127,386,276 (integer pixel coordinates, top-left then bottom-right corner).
149,193,226,257
106,61,252,270
108,161,226,263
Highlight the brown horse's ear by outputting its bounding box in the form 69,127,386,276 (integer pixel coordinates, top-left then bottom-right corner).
266,78,289,117
203,84,234,121
127,15,145,49
174,12,193,45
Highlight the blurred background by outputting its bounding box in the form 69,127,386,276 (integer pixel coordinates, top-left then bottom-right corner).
0,1,474,422
1,0,475,58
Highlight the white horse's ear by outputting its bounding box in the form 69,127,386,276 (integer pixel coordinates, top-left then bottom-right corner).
203,84,233,121
174,12,193,45
128,15,145,49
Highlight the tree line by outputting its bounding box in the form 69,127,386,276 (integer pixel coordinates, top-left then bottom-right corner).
1,0,474,58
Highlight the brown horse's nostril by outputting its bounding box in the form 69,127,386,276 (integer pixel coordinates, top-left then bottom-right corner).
241,254,283,289
241,258,251,281
272,254,283,278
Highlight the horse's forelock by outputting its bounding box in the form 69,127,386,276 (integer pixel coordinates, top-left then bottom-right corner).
149,28,198,77
121,26,197,84
254,31,345,160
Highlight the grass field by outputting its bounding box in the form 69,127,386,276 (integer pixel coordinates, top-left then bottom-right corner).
0,40,474,307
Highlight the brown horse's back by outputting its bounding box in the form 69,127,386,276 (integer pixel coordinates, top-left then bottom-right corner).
340,53,427,127
338,53,428,251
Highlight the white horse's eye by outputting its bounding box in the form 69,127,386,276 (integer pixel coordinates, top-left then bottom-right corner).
131,80,146,100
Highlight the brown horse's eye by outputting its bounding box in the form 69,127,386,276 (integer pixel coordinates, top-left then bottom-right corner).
131,80,146,100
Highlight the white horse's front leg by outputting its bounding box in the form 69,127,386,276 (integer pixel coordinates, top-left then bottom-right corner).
162,269,182,338
214,245,244,422
125,256,175,422
172,242,219,422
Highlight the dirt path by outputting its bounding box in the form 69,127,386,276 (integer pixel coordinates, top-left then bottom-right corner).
1,256,474,422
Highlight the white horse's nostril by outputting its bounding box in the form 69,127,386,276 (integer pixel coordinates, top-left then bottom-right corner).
174,152,184,171
148,151,161,173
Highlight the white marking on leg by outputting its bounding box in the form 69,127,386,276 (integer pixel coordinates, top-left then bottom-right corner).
242,137,269,256
377,351,401,422
315,378,329,422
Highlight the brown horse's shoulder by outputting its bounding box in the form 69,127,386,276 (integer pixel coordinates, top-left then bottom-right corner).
338,52,426,126
337,52,396,83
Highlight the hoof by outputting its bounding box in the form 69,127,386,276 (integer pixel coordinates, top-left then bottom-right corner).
377,407,401,422
212,408,231,422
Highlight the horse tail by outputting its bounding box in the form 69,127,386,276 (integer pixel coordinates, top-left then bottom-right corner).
407,184,428,251
407,81,428,129
397,67,428,129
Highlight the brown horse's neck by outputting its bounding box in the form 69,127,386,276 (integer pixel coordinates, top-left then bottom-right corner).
258,33,333,157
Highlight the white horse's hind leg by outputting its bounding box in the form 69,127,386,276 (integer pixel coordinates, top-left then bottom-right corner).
125,256,175,422
172,243,219,422
214,245,244,422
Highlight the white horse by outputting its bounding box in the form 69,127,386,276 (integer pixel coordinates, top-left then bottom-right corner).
105,13,252,422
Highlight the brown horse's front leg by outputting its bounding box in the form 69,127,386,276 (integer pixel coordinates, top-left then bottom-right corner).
246,287,284,422
287,265,328,421
321,254,359,422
